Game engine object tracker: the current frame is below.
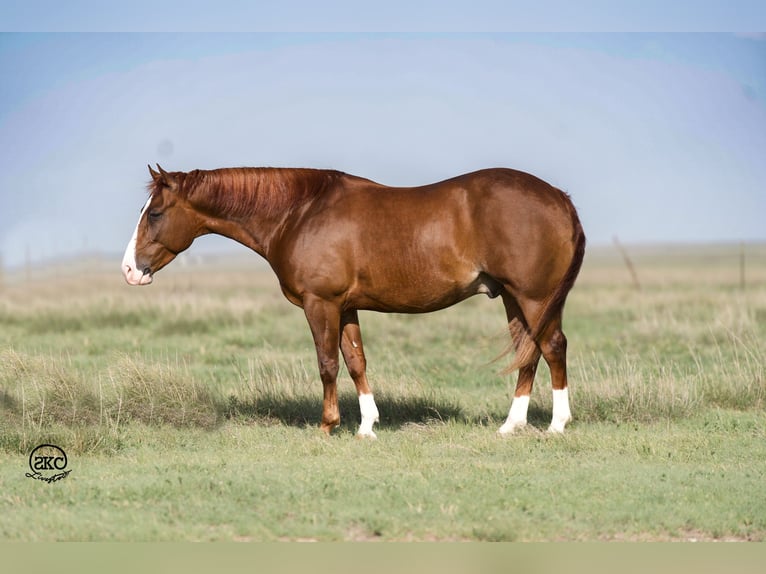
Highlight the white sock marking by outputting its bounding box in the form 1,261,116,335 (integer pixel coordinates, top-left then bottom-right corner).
357,393,379,438
498,394,529,435
549,388,572,433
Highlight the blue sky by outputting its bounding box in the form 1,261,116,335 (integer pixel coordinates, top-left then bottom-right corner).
2,1,765,32
1,27,765,267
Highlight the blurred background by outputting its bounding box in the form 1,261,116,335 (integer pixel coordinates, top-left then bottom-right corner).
1,29,764,276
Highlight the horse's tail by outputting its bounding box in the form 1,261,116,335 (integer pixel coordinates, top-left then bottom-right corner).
503,196,586,373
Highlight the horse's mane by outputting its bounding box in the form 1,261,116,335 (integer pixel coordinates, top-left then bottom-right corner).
150,168,345,219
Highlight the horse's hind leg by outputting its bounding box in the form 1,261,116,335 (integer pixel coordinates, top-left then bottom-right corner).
340,310,379,438
539,315,572,433
498,293,542,435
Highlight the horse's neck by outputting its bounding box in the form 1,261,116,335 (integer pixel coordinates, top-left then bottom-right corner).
190,168,332,258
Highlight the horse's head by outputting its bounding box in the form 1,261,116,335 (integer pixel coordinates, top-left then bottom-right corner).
121,165,203,285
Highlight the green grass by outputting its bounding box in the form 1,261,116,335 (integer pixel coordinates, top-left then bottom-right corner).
3,415,765,542
0,245,765,541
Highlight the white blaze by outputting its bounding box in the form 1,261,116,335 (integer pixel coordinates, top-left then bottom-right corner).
357,393,380,439
121,198,153,286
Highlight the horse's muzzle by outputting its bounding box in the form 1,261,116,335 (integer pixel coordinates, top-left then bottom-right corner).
122,263,153,286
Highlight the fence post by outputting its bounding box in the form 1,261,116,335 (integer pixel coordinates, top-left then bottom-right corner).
740,241,746,290
613,236,641,291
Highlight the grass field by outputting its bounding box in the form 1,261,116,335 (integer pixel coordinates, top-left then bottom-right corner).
1,243,765,541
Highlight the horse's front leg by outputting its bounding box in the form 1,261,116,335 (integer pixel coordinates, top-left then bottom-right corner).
303,296,342,434
340,310,380,439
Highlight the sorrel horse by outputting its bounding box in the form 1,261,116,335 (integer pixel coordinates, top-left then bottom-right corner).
122,165,585,437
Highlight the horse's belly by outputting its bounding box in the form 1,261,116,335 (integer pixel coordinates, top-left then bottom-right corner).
346,265,487,313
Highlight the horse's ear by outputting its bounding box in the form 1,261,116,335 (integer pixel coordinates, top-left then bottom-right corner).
154,164,178,191
148,164,161,182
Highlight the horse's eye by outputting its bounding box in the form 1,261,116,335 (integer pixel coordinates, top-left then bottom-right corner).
148,211,162,221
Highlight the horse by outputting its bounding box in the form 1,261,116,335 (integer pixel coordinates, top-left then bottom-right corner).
122,164,586,438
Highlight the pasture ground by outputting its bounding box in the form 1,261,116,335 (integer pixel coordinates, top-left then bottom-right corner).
0,243,765,541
